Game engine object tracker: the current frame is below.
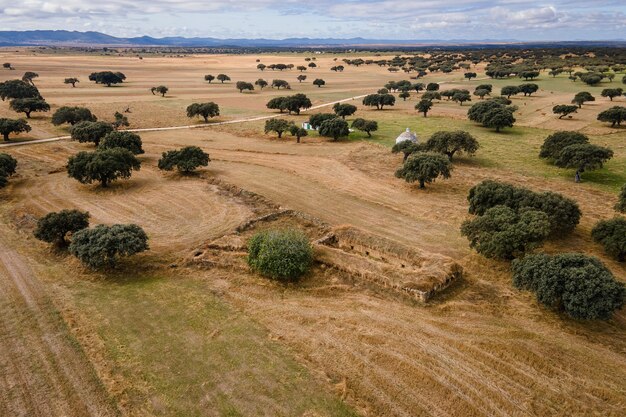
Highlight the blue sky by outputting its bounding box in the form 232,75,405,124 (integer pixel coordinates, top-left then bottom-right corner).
1,0,625,40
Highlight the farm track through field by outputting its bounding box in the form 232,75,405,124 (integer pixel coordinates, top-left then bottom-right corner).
0,234,119,417
0,94,368,149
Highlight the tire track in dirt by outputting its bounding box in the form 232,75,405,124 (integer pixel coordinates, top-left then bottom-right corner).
0,233,119,417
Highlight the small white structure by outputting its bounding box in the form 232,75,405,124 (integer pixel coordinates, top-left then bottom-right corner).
302,122,315,130
395,128,419,145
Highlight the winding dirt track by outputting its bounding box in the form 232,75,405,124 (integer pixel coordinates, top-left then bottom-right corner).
0,234,118,417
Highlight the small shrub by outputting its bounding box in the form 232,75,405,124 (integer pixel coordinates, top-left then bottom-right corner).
247,229,312,282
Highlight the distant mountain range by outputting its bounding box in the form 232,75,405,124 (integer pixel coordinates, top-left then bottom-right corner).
0,30,624,48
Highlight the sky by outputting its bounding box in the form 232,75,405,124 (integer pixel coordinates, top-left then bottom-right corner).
1,0,625,41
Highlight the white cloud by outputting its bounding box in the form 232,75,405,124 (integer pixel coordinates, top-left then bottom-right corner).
0,0,625,40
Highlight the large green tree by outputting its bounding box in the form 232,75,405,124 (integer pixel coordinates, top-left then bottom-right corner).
554,143,613,182
70,121,114,146
9,98,49,118
333,103,357,119
67,148,141,187
186,102,220,123
425,130,479,160
461,205,550,260
0,79,40,101
552,105,578,119
318,118,350,141
539,131,589,159
158,146,210,173
52,106,97,126
100,131,144,154
395,152,451,189
0,118,31,141
34,209,90,247
572,91,595,108
69,224,149,269
264,119,292,138
351,118,378,137
597,106,626,127
512,253,624,320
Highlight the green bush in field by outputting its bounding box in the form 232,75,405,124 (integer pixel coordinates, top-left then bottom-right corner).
512,253,625,320
247,229,312,282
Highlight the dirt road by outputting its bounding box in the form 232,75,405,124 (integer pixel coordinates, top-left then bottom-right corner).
0,233,118,417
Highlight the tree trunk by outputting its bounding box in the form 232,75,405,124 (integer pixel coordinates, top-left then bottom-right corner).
297,136,300,143
25,111,31,118
203,116,208,123
419,179,425,189
366,131,372,138
3,133,9,141
101,179,108,188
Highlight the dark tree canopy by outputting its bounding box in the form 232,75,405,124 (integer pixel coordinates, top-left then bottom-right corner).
22,71,38,85
70,121,114,146
204,74,215,83
452,90,472,105
158,146,210,173
333,103,357,119
289,125,308,143
501,86,520,98
69,224,149,269
0,153,17,188
34,209,90,247
415,99,433,117
597,106,626,127
309,113,337,129
518,83,539,96
425,130,479,160
67,148,141,187
255,79,268,89
52,106,97,126
297,74,307,83
0,79,41,101
64,77,79,87
592,217,626,262
512,253,625,320
572,91,595,108
554,143,613,181
264,119,292,138
89,71,125,87
313,78,326,87
395,152,452,189
9,98,49,118
283,94,312,115
392,140,423,162
217,74,230,83
186,102,220,122
100,131,144,154
236,81,254,93
271,79,290,89
0,118,31,141
539,131,589,159
362,93,395,110
467,180,581,235
552,105,578,119
151,85,169,96
318,118,350,141
601,88,623,101
351,118,378,137
461,205,550,260
481,107,516,132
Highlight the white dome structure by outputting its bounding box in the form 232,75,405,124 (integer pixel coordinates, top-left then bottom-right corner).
395,128,418,145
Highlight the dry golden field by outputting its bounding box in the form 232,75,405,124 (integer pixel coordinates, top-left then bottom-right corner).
0,50,625,417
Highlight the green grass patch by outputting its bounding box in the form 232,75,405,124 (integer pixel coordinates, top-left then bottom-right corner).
69,271,358,417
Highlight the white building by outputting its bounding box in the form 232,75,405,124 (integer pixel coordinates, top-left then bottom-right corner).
395,128,419,145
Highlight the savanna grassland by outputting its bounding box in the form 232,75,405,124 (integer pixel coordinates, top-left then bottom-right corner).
0,48,625,417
